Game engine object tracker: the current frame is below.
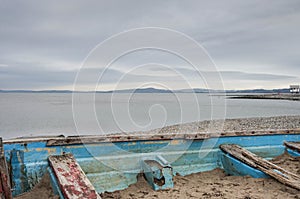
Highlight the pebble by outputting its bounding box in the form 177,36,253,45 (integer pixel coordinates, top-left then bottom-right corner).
145,115,300,134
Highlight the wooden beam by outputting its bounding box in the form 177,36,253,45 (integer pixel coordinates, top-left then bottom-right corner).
284,141,300,153
0,138,12,199
2,129,300,145
43,129,300,146
48,153,101,199
220,144,300,190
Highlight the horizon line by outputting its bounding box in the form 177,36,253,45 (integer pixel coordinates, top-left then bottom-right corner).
0,87,291,93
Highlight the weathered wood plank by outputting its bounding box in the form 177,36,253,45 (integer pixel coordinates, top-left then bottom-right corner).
284,141,300,153
43,129,300,146
48,153,101,199
2,129,300,145
220,144,300,190
0,138,12,199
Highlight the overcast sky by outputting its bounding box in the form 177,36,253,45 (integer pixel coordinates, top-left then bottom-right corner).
0,0,300,90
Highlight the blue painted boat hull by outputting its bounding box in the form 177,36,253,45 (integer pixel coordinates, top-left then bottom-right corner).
3,133,300,197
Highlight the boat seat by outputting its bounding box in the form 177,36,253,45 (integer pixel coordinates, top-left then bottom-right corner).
48,153,101,199
220,144,300,190
141,155,174,191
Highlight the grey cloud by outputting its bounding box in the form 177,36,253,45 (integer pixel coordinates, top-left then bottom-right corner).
0,0,300,89
0,65,124,89
1,64,298,90
219,71,297,81
149,67,298,81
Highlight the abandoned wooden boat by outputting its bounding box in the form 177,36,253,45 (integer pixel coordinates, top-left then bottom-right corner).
0,129,300,199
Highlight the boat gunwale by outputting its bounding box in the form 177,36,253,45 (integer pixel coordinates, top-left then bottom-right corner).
3,128,300,146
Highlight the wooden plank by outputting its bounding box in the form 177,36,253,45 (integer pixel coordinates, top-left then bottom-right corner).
220,144,300,190
284,141,300,153
48,153,101,199
43,129,300,146
2,129,300,145
0,138,12,199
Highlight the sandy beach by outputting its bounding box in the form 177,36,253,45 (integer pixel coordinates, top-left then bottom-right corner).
102,154,300,199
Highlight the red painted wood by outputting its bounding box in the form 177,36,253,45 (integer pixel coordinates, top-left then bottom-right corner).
49,153,101,199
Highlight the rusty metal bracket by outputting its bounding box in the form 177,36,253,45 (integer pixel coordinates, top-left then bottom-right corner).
141,155,174,191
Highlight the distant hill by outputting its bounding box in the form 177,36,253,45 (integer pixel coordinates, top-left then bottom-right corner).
96,87,173,93
0,88,290,93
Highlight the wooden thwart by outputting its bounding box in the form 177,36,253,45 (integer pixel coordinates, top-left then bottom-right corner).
284,141,300,153
220,144,300,190
48,153,101,199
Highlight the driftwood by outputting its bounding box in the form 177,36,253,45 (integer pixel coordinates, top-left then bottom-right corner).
284,141,300,153
0,138,12,199
48,153,101,199
220,144,300,190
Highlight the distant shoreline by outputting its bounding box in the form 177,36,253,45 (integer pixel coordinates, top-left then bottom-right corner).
229,94,300,101
0,87,291,94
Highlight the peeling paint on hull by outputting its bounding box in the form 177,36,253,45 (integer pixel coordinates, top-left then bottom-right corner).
2,132,300,197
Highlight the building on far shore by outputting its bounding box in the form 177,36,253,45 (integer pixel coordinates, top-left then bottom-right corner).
290,85,300,94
